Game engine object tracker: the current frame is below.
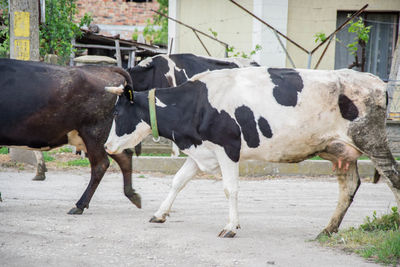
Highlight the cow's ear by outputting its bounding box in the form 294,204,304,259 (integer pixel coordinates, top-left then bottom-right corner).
124,85,134,104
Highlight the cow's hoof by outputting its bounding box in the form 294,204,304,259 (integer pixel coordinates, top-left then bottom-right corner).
67,207,84,215
32,174,46,181
129,193,142,209
149,216,166,223
316,229,333,240
218,229,236,238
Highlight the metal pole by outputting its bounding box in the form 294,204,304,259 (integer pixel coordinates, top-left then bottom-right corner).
192,29,211,56
307,52,312,69
273,29,296,68
229,0,309,54
314,35,334,69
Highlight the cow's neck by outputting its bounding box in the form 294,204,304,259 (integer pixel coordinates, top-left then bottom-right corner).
148,85,203,148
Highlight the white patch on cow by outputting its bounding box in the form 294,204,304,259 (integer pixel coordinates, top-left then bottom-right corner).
155,97,167,107
67,130,87,153
105,120,151,154
138,57,153,67
162,55,178,87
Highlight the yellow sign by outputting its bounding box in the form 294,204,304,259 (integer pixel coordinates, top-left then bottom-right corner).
14,11,30,37
14,39,30,60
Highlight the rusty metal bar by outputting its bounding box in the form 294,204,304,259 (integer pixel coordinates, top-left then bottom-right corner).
151,9,229,47
229,0,309,54
314,35,334,69
192,29,211,56
310,4,368,54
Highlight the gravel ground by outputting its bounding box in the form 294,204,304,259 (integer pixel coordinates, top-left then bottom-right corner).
0,169,397,267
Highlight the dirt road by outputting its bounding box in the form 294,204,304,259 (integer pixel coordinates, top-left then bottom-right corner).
0,169,396,266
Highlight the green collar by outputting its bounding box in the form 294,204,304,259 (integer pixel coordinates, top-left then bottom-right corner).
148,89,160,142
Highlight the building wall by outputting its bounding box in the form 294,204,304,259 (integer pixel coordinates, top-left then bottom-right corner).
171,0,254,58
286,0,400,69
76,0,158,40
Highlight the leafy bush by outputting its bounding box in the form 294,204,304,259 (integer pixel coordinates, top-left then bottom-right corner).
360,207,400,232
0,147,8,154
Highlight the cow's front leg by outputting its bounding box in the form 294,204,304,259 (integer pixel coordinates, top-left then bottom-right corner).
318,161,360,237
109,149,141,209
216,151,240,238
150,157,199,223
68,130,110,215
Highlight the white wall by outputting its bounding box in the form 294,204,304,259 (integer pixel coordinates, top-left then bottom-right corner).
252,0,289,67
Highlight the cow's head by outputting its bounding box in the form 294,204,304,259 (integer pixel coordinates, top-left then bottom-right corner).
104,87,151,154
128,55,175,92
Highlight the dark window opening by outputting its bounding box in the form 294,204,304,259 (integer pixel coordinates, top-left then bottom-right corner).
335,11,399,81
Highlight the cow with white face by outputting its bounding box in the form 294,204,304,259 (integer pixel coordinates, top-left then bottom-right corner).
105,67,400,238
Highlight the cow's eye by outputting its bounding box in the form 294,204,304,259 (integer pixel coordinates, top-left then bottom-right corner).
113,110,119,117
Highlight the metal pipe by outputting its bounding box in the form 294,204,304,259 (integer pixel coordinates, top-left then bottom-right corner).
229,0,309,54
273,29,296,68
192,29,211,56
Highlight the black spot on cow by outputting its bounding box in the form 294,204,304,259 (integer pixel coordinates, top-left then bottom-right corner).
258,117,273,138
119,80,242,162
338,94,359,121
268,68,303,107
234,105,260,148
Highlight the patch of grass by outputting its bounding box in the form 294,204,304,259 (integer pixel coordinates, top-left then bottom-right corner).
138,175,146,178
49,146,73,154
0,147,9,154
42,151,55,162
317,207,400,265
66,158,90,167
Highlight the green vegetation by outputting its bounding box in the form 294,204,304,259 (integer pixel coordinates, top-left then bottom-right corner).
42,151,55,162
140,0,168,45
66,158,90,167
0,0,92,64
317,207,400,265
0,147,8,154
314,16,371,71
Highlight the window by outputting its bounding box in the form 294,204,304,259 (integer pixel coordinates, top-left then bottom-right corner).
335,11,399,81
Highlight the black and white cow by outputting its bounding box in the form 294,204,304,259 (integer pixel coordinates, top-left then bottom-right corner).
0,59,140,214
105,67,400,238
127,53,259,155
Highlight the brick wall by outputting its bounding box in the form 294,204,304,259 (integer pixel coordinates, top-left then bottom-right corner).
76,0,159,39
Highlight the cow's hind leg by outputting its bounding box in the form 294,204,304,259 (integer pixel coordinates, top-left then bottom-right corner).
68,133,110,215
319,161,360,237
108,149,141,209
150,157,199,223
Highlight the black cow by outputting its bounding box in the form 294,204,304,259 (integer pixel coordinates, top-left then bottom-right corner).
0,59,140,214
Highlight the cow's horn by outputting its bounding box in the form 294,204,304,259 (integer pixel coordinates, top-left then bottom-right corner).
105,84,124,95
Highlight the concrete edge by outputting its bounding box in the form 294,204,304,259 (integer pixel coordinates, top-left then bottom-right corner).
132,157,377,177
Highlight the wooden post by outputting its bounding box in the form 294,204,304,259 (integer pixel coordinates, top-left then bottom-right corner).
115,40,122,67
9,0,39,61
9,0,46,181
